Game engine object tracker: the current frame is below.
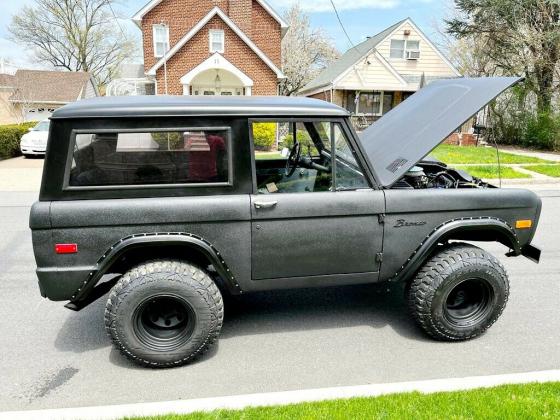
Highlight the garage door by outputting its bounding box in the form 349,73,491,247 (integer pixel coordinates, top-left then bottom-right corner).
25,107,57,122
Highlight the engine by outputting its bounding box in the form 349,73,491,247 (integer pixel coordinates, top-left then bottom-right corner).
392,160,492,190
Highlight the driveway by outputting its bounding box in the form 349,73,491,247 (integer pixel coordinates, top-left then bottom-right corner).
0,157,44,191
0,160,558,412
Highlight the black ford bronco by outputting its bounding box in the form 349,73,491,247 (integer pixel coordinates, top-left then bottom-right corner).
30,77,541,367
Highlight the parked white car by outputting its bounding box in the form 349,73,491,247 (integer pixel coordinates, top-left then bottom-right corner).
20,120,50,157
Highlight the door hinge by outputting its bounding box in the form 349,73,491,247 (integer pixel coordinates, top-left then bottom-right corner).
376,252,383,263
378,214,385,224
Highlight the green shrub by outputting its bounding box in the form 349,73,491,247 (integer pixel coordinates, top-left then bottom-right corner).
281,130,318,155
0,121,38,159
522,112,560,150
252,122,277,151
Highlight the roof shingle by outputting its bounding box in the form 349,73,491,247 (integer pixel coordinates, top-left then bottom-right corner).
9,70,93,103
299,19,406,94
0,73,16,88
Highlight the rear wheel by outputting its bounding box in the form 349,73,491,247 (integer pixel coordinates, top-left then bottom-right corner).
407,243,509,341
104,260,223,367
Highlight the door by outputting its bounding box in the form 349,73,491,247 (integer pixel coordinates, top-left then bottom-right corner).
250,120,385,281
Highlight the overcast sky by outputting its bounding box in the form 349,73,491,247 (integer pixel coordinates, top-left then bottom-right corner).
0,0,448,70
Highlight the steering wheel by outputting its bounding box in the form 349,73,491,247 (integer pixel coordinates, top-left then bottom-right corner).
285,141,301,177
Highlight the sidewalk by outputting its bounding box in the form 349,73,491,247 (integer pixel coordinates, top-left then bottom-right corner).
499,146,560,162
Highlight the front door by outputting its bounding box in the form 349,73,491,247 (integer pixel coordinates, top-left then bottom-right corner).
250,120,384,281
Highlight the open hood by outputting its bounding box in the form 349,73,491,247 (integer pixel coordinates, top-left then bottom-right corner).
359,77,522,187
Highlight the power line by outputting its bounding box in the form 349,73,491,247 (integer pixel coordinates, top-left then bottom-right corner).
329,0,360,52
107,0,128,40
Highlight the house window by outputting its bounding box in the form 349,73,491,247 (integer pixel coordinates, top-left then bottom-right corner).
390,39,421,59
390,40,405,58
209,30,224,53
350,91,393,116
405,40,420,59
153,24,169,58
345,91,357,114
358,92,382,115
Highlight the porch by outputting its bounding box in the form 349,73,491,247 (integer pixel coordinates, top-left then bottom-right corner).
317,89,415,131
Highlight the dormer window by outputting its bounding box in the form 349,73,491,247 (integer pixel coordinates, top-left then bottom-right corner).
209,30,224,53
153,24,169,58
390,39,421,59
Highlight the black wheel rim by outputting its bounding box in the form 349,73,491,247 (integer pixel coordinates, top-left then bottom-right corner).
443,278,495,328
133,295,196,352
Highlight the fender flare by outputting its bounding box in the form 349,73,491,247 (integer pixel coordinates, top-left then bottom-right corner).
70,232,242,304
390,217,520,283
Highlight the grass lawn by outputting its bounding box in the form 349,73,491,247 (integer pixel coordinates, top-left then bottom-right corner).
431,145,551,165
455,165,531,179
523,164,560,177
129,382,560,420
255,152,283,160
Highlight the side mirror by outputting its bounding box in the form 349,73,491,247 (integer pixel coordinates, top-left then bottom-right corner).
281,148,290,157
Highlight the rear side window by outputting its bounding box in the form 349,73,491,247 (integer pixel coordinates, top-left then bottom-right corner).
68,129,230,187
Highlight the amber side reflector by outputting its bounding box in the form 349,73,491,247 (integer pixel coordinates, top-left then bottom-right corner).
55,243,78,254
516,220,533,229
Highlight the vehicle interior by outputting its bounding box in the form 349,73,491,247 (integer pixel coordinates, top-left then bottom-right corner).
253,121,369,194
69,130,229,187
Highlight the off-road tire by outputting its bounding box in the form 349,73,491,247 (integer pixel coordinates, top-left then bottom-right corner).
407,243,509,341
104,260,224,368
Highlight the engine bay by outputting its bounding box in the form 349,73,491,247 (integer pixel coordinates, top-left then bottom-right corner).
392,158,494,190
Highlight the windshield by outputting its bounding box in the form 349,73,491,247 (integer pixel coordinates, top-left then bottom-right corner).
32,121,50,131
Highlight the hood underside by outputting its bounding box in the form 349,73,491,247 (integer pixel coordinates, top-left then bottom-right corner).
359,77,522,187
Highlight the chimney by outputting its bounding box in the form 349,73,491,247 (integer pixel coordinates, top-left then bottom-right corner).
228,0,252,35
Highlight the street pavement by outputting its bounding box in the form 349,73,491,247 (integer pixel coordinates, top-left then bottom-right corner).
0,159,558,412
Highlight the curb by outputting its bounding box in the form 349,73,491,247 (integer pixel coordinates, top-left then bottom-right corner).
2,370,560,420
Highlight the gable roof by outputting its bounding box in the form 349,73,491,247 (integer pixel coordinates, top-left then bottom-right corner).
146,7,285,79
300,18,460,94
132,0,289,34
9,70,95,104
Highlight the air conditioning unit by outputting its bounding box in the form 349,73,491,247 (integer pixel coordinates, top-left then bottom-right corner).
406,50,421,60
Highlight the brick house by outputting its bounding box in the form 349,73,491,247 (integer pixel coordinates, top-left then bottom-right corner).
132,0,287,96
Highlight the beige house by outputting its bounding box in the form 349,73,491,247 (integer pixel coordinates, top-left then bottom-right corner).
0,70,98,125
299,18,460,130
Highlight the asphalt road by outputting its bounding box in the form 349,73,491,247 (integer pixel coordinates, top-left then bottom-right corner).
0,187,559,412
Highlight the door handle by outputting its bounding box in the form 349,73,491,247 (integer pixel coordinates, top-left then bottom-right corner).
254,200,278,209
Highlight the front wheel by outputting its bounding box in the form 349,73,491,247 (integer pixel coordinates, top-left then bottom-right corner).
407,243,509,341
104,260,224,367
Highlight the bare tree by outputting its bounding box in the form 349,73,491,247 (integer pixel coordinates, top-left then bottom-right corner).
9,0,137,88
279,4,339,96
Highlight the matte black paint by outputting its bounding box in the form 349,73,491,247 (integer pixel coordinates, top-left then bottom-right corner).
30,89,542,307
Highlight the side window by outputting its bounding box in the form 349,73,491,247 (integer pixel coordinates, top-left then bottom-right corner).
252,121,332,194
68,129,230,187
153,25,169,58
332,124,369,191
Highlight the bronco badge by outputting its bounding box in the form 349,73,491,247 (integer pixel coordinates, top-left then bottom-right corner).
394,219,427,228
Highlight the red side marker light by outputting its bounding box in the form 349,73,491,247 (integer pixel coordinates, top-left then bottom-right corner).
55,243,78,254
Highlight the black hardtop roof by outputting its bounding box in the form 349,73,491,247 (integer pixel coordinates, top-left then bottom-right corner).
51,95,349,119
